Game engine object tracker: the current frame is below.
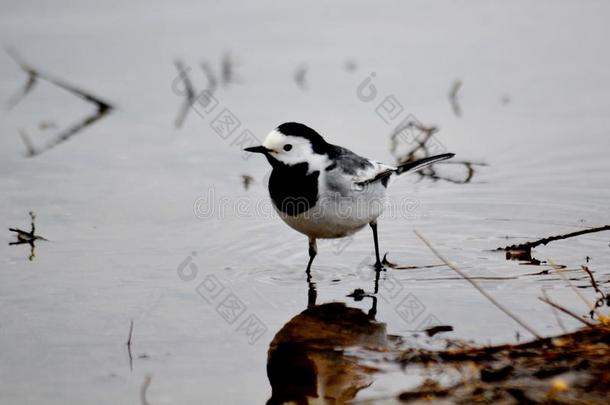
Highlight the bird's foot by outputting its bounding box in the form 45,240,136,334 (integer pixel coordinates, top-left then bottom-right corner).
372,262,386,272
347,288,368,301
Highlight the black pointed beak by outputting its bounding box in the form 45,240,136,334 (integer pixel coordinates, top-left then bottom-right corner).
244,145,271,154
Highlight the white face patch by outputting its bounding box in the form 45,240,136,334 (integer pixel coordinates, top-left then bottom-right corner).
262,129,329,173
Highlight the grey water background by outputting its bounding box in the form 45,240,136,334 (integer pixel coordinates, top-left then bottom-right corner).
1,1,610,403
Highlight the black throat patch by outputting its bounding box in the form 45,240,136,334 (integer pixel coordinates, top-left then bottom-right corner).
268,160,320,216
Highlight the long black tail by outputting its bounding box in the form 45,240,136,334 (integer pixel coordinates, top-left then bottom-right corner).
395,153,455,175
356,153,455,187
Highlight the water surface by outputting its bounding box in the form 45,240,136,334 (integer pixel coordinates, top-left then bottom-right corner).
1,1,610,403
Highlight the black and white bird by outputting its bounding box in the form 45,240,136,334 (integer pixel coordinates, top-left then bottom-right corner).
245,122,454,272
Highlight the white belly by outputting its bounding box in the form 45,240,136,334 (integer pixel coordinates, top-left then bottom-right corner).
276,183,387,239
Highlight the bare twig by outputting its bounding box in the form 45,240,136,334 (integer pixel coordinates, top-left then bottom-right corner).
537,297,595,327
32,106,110,157
548,259,601,319
6,47,113,157
498,225,610,252
173,60,196,129
9,211,47,242
414,161,487,184
126,320,134,346
7,47,112,110
126,320,134,371
9,211,47,261
173,58,220,129
448,79,462,117
415,230,541,339
581,265,605,297
221,52,233,85
18,129,36,156
390,119,484,184
542,289,567,333
389,120,438,157
6,56,37,109
200,61,218,95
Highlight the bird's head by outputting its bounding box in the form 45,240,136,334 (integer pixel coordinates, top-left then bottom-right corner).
245,122,330,170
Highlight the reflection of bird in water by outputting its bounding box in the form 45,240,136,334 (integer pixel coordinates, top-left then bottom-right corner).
266,299,388,405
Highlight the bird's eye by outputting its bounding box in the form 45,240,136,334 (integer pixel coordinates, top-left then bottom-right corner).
283,144,293,151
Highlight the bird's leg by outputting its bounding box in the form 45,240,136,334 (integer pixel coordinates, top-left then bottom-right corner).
369,221,383,270
367,295,378,319
28,241,35,261
29,211,35,236
373,264,381,295
306,237,317,307
306,237,317,273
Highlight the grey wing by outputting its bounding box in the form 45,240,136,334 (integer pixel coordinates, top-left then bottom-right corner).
324,145,395,195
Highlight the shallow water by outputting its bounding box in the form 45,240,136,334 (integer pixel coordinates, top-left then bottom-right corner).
1,1,610,404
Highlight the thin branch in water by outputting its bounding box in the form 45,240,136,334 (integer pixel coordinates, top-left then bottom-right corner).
448,79,462,117
9,211,47,242
389,120,438,158
200,61,218,95
31,105,111,157
537,297,595,327
5,47,38,109
18,129,36,157
6,47,113,157
424,325,454,337
173,60,196,129
9,211,47,261
414,230,541,339
390,119,484,184
413,160,487,184
580,265,605,297
6,47,112,110
548,258,601,320
220,52,241,85
497,225,610,252
127,319,134,345
126,320,134,371
542,289,567,334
